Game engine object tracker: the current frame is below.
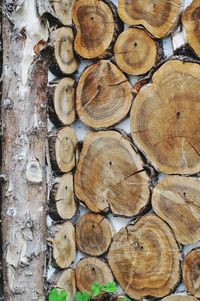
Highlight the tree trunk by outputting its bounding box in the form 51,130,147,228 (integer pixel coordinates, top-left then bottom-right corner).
1,1,49,300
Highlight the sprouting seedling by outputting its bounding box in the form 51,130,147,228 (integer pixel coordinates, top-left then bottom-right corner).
123,297,131,301
91,281,117,297
75,291,89,301
48,288,67,301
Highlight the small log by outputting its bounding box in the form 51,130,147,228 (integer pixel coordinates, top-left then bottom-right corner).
182,0,200,58
74,131,150,217
49,126,77,173
76,60,133,128
152,175,200,245
49,173,77,221
75,213,113,256
47,78,76,126
183,248,200,298
161,295,198,301
49,268,76,301
108,215,180,300
117,0,181,38
53,0,76,25
49,222,76,269
114,27,158,75
131,59,200,175
75,257,113,293
72,0,121,59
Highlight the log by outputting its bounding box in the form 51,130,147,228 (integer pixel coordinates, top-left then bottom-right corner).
47,78,76,126
114,27,158,75
72,0,121,59
49,126,77,173
74,131,150,217
161,295,198,301
117,0,181,38
49,268,76,301
130,59,200,175
76,60,133,128
49,222,76,269
75,213,113,256
49,173,77,220
183,248,200,298
53,0,76,25
75,257,113,293
182,0,200,58
152,175,200,245
108,215,180,300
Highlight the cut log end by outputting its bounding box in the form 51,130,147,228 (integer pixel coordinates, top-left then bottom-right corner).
74,130,150,217
76,60,133,128
118,0,181,38
114,28,157,75
75,257,113,293
161,295,198,301
53,0,76,25
75,213,113,256
183,249,200,298
108,215,180,300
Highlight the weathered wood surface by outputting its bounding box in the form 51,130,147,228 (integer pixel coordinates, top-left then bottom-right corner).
162,295,198,301
183,249,200,298
53,0,76,25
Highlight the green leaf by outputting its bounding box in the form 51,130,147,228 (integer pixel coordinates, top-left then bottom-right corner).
91,282,101,297
82,291,89,301
59,289,67,301
75,291,83,301
101,282,117,293
123,297,131,301
49,288,59,301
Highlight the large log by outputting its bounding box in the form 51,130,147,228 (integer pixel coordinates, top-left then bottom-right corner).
183,249,200,298
118,0,181,38
108,215,180,300
76,60,133,129
152,175,200,245
74,131,150,217
131,60,200,175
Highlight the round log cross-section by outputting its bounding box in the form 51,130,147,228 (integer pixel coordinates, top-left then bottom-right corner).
53,0,76,25
162,295,198,301
183,249,200,298
74,131,150,217
131,60,200,174
108,215,180,300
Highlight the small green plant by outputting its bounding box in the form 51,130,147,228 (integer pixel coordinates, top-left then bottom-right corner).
48,288,67,301
91,281,117,297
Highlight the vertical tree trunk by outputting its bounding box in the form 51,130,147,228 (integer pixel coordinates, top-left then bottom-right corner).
1,1,49,300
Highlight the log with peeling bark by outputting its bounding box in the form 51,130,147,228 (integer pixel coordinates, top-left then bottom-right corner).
49,126,77,173
49,222,76,269
49,268,76,301
114,27,159,75
152,176,200,245
47,78,76,126
118,0,181,38
131,59,200,175
108,215,180,300
182,0,200,58
183,249,200,298
76,60,133,128
72,0,121,59
53,0,76,25
162,295,198,301
74,131,150,217
49,173,77,220
49,27,78,76
75,257,113,293
76,213,113,256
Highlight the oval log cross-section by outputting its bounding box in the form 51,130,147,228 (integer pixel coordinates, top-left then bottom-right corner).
182,0,200,58
76,60,133,128
53,0,76,25
152,176,200,245
72,0,120,59
114,28,158,75
74,131,150,217
75,257,113,293
76,213,113,256
108,215,180,300
162,295,198,301
131,60,200,174
183,249,200,298
118,0,181,38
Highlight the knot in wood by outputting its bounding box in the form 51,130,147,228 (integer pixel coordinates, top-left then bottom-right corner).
26,160,43,184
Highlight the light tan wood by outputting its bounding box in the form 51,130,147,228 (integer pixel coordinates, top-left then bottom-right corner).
75,257,113,293
108,215,180,300
49,222,76,269
76,60,132,128
74,131,150,217
152,175,200,245
183,249,200,298
131,59,200,175
118,0,181,38
49,126,77,173
76,213,113,256
182,0,200,58
53,0,76,25
162,295,198,301
72,0,119,59
114,28,157,75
